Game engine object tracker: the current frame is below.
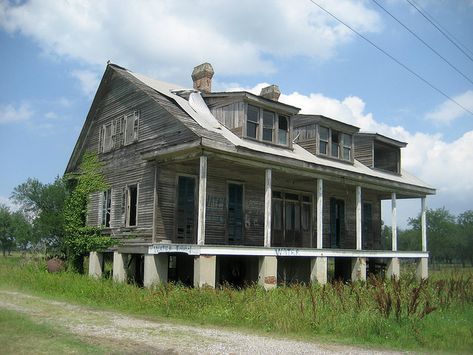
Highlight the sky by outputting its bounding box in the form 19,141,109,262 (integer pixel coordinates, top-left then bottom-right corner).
0,0,472,228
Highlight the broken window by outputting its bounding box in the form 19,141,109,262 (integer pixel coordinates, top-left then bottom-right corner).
331,130,340,158
124,111,139,145
101,188,112,227
262,110,275,142
278,116,289,145
125,184,138,227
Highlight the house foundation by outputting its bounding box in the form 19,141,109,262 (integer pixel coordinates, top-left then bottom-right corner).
351,257,367,281
416,257,428,280
194,255,216,288
258,256,277,290
310,257,328,284
144,254,168,287
88,251,103,279
386,257,400,280
113,252,128,283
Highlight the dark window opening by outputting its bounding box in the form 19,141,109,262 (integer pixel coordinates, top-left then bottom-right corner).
176,176,196,243
246,105,259,139
262,110,274,142
278,116,289,145
102,189,111,227
127,184,138,227
331,131,340,158
228,183,244,244
330,198,345,248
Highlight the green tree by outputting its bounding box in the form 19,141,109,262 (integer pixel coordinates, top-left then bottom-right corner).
10,211,33,252
458,210,473,266
11,177,66,256
408,207,457,265
64,152,115,272
0,205,14,256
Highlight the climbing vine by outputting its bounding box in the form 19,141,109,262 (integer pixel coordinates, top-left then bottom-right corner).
64,152,116,271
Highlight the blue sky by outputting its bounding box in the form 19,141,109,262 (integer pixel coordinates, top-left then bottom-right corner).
0,0,472,227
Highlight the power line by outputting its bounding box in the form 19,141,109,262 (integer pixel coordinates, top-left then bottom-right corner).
371,0,473,86
307,0,473,118
405,0,473,63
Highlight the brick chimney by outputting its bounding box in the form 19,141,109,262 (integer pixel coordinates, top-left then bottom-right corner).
260,85,281,101
191,63,214,94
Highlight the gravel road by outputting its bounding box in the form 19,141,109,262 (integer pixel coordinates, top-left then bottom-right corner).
0,290,404,354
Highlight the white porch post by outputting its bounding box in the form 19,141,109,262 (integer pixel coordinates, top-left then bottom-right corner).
316,179,323,249
391,192,397,252
356,186,362,251
197,155,207,246
264,169,272,248
421,197,427,252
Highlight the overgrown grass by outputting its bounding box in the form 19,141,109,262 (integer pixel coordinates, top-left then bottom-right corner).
1,254,473,353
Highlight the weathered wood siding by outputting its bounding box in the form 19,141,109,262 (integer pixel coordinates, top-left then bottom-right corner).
210,102,245,134
81,70,200,242
354,135,374,167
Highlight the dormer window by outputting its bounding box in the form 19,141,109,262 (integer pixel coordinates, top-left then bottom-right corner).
331,130,340,158
319,126,329,155
247,105,259,139
342,133,352,160
245,104,290,147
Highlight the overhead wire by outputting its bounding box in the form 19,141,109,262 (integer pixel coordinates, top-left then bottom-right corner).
371,0,473,86
405,0,473,63
307,0,473,118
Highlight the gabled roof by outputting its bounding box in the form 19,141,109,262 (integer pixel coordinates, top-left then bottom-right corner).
66,63,435,195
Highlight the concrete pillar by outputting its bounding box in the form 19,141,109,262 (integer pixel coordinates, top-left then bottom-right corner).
316,179,323,249
356,186,362,251
113,252,128,283
197,155,207,246
421,197,427,252
416,257,428,280
143,254,168,288
351,257,366,282
391,192,397,251
386,257,400,280
194,255,216,288
264,169,272,247
88,251,103,279
310,257,327,285
258,256,277,290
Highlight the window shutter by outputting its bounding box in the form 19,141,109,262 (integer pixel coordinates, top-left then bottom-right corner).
98,191,104,226
133,111,139,142
121,187,127,226
98,125,103,153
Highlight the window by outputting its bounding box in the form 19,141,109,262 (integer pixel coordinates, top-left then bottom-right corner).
176,176,196,242
331,130,340,158
99,122,114,153
124,111,139,145
278,116,289,145
101,189,111,227
125,184,138,227
246,105,259,139
319,126,329,155
228,183,244,244
341,133,352,161
262,110,275,142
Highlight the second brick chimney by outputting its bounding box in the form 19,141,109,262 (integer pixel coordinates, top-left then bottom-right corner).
191,63,214,94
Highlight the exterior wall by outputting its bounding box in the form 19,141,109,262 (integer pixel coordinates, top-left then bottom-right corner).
83,71,198,242
354,135,373,167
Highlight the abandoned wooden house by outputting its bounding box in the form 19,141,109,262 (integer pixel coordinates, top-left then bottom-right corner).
65,62,435,289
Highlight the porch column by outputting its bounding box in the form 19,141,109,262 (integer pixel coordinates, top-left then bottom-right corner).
258,256,277,290
143,254,168,287
264,169,272,248
416,258,428,280
421,197,427,252
310,257,327,284
316,179,323,249
351,257,367,282
88,251,103,279
194,255,216,288
113,252,127,283
356,186,362,250
197,155,207,246
391,192,397,251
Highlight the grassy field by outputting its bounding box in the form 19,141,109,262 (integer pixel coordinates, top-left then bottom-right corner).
1,254,472,353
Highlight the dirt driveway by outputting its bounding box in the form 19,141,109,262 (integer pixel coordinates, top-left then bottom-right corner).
0,290,402,354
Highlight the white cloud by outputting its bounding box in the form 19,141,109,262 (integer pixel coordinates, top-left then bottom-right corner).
0,0,382,83
0,196,19,211
0,103,33,124
233,82,473,218
426,90,473,125
71,70,100,97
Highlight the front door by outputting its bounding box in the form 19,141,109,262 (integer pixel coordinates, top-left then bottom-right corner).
330,198,345,248
227,183,244,244
176,176,196,243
